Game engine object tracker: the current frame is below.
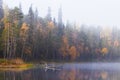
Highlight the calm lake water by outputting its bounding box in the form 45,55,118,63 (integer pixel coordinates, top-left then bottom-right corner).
0,63,120,80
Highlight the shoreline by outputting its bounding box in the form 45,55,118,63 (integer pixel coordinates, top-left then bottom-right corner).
0,64,33,68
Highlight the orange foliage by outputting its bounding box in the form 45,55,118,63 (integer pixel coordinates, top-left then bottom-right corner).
69,46,77,60
47,21,55,30
20,23,29,42
101,47,108,55
60,36,69,57
21,23,29,31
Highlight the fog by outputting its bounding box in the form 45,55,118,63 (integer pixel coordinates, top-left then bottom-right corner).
4,0,120,27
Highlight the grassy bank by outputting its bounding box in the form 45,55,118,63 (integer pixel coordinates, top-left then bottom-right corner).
0,58,33,68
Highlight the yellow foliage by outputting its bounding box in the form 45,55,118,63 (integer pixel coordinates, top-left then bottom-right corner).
101,47,108,55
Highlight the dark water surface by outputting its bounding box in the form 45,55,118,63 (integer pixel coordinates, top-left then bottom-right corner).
0,63,120,80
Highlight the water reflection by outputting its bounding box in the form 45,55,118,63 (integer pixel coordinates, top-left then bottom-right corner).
0,64,120,80
59,69,109,80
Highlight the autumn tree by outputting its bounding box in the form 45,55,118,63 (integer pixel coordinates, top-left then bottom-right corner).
101,47,108,56
1,6,23,59
59,35,70,60
69,46,77,60
25,5,35,59
20,23,29,59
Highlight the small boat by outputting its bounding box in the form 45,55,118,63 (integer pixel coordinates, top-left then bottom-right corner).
44,63,63,71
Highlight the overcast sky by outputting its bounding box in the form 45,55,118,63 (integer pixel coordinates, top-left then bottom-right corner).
3,0,120,27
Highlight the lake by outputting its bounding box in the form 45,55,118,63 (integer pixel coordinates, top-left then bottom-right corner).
0,63,120,80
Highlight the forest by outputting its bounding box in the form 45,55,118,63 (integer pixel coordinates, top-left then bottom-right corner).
0,4,120,62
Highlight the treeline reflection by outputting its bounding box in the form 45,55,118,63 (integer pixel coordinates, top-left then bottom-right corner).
0,68,120,80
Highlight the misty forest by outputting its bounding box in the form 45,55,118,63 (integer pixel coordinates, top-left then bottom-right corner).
0,2,120,63
1,0,120,80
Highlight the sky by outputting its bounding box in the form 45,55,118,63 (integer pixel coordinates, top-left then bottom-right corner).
3,0,120,27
